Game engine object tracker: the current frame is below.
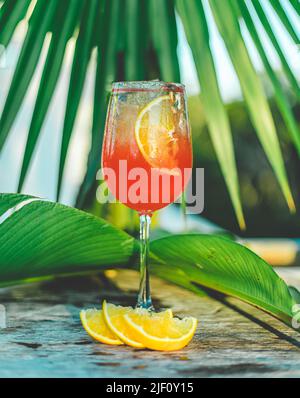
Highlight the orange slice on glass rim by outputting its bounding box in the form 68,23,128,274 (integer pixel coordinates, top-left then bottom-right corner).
134,95,180,175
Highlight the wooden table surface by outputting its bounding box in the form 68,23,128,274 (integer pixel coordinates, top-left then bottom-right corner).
0,268,300,378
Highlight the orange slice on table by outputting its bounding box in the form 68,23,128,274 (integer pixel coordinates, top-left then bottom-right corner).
124,311,197,351
102,300,173,349
80,308,123,345
135,95,180,174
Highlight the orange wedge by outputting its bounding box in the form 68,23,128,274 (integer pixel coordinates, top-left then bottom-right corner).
80,308,123,345
102,300,173,349
124,312,197,351
135,95,180,173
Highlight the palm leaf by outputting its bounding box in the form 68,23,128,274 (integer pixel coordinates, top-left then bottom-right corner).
149,0,180,81
209,0,295,212
124,0,145,80
0,0,31,48
0,0,299,226
289,0,300,16
75,0,121,209
236,0,300,156
269,0,300,45
251,0,300,101
17,1,81,192
0,0,58,150
0,193,296,328
176,0,245,229
56,0,99,201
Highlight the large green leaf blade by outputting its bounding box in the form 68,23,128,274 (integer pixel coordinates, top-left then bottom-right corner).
176,0,245,229
0,0,31,48
56,0,99,201
0,0,59,151
150,234,295,326
17,0,81,192
236,0,300,156
0,194,296,328
209,0,295,212
0,192,35,215
0,193,135,283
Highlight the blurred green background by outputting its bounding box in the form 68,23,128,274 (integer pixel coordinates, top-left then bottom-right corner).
190,95,300,237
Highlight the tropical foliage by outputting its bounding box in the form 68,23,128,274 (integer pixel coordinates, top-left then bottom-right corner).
0,193,296,327
0,0,299,228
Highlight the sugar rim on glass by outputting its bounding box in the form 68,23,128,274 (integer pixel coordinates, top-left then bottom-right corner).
111,80,185,93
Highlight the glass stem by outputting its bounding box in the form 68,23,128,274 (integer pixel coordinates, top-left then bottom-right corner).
137,213,153,309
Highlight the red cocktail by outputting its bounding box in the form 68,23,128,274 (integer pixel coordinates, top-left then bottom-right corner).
102,81,192,308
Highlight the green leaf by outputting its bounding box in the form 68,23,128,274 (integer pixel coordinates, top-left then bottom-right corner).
176,0,245,229
0,193,296,328
17,1,81,192
0,193,135,283
0,0,31,48
124,0,145,80
236,0,300,156
56,0,99,201
289,0,300,16
251,0,300,101
76,0,121,208
0,192,35,215
148,0,180,81
269,0,300,45
0,0,59,151
150,234,295,326
209,0,295,212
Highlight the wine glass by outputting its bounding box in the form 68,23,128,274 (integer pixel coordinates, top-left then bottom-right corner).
102,81,192,310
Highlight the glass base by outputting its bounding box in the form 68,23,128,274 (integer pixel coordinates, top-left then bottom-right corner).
136,298,154,311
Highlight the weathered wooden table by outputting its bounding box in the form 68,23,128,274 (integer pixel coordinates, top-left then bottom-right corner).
0,268,300,378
